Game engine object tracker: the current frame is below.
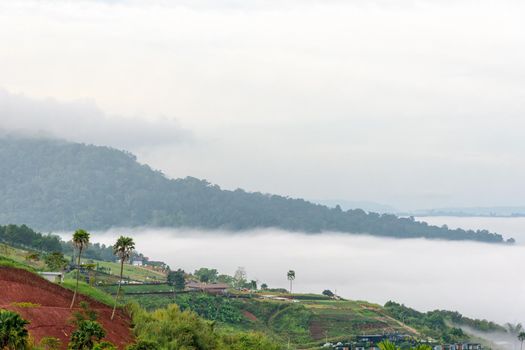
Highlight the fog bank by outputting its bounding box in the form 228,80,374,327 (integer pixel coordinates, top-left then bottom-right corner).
59,228,525,326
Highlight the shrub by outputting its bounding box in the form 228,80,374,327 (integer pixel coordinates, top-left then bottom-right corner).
39,337,62,350
68,320,106,350
0,309,30,350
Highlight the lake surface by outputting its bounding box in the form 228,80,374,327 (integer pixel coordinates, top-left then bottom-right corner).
60,219,525,329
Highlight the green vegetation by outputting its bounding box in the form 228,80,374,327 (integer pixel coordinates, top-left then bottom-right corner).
0,224,61,252
127,302,281,350
0,136,508,243
0,309,30,350
111,236,135,320
70,229,91,309
378,340,432,350
384,301,471,343
62,280,116,306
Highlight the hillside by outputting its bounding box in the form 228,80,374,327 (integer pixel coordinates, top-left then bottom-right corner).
0,136,509,242
110,287,502,349
0,266,132,349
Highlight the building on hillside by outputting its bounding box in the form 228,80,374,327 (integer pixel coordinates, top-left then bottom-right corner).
39,271,64,283
185,282,229,294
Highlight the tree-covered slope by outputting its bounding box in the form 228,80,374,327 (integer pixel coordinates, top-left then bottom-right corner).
0,136,507,242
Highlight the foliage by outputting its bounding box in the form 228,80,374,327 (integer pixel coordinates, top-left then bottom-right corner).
384,301,469,342
322,290,334,297
44,252,68,271
379,340,432,350
38,337,62,350
11,302,40,308
112,236,135,320
71,301,99,325
167,269,185,290
270,304,312,344
70,229,91,309
0,309,30,350
0,224,62,253
127,302,282,350
221,332,281,350
194,268,218,283
62,280,115,306
0,137,507,243
126,340,160,350
92,341,117,350
67,320,106,350
175,294,244,324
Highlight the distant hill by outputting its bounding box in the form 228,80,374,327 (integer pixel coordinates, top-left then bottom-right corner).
409,207,525,217
314,199,397,214
0,136,509,242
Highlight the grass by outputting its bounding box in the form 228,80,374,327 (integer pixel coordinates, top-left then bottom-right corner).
76,257,167,283
62,279,116,306
11,302,41,308
0,243,45,270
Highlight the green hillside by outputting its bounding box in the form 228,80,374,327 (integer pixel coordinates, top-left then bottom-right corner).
104,282,504,350
0,136,509,243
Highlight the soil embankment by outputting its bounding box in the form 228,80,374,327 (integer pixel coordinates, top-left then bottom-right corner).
0,267,133,349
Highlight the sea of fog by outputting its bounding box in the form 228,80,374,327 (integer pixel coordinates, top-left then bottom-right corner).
57,219,525,330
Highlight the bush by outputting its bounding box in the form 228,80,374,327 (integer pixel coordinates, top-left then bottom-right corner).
0,309,30,350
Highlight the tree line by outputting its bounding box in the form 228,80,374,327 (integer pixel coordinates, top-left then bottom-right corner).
0,137,510,243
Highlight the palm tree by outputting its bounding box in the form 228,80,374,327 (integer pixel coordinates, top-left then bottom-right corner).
518,331,525,350
70,229,90,309
111,236,135,320
287,270,295,294
0,310,30,350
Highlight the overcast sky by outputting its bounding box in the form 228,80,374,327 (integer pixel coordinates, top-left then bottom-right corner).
1,0,525,210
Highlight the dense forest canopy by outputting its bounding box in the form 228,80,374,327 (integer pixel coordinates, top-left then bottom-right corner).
0,136,509,243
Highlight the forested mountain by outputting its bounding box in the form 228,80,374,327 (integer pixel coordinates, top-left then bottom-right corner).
0,136,509,242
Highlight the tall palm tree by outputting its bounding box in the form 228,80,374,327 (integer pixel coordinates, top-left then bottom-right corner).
518,331,525,350
287,270,295,294
111,236,135,320
70,229,90,309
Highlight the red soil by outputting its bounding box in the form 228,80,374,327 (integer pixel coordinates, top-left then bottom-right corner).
0,267,133,349
242,310,258,322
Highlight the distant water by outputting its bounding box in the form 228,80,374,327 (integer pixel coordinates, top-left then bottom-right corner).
58,225,525,330
417,216,525,244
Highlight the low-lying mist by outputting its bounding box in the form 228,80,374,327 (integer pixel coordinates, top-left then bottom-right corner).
58,228,525,328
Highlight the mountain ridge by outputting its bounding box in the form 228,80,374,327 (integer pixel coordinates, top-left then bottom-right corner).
0,136,510,243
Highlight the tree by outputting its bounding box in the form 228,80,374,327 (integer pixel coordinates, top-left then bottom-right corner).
0,310,29,350
68,320,106,350
507,323,524,335
45,252,68,271
193,268,218,283
322,289,334,297
234,267,247,289
250,280,257,290
260,283,268,290
287,270,295,294
70,229,90,309
111,236,135,320
167,269,186,290
518,332,525,350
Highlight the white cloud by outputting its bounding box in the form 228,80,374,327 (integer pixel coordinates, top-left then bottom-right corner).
0,89,191,149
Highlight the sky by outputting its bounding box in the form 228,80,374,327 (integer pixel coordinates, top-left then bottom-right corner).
1,0,525,210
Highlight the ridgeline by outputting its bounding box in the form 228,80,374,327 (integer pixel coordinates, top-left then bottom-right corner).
0,136,508,243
